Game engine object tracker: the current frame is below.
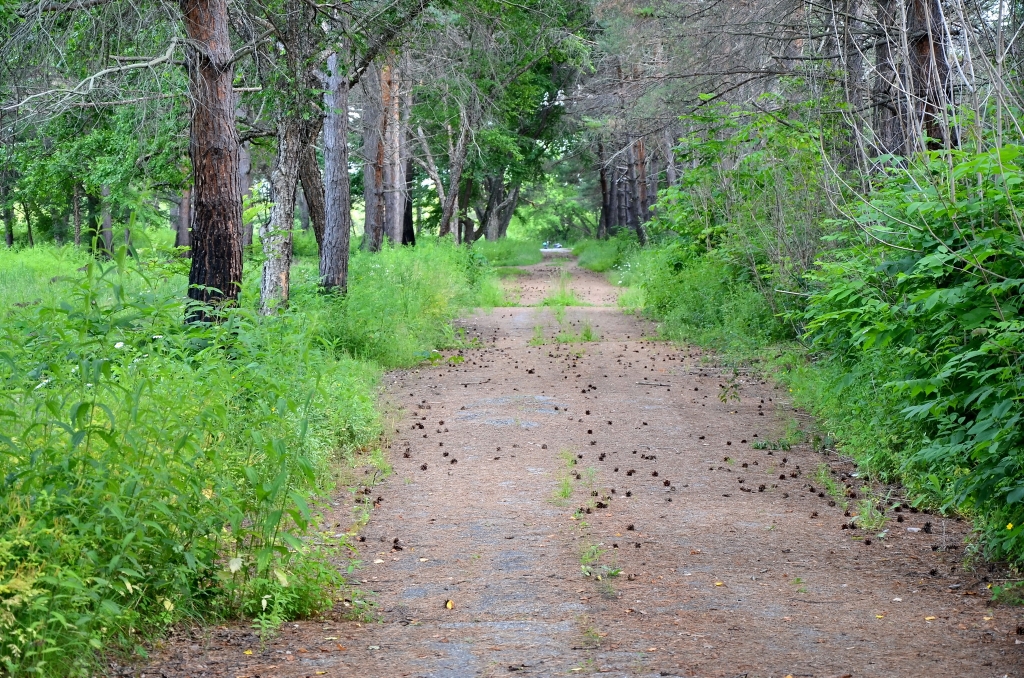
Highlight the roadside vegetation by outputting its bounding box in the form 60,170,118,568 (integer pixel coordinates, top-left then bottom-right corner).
0,238,490,675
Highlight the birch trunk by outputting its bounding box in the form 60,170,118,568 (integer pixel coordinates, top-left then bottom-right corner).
260,120,301,314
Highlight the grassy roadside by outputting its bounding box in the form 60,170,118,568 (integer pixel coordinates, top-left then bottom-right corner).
0,238,496,676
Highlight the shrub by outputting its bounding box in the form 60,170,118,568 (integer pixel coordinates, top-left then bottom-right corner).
472,238,542,267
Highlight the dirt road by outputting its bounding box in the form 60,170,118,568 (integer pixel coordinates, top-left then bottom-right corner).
139,256,1024,678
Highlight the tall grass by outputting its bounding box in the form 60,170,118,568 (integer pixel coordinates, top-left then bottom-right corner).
572,238,631,273
0,238,489,676
472,238,542,266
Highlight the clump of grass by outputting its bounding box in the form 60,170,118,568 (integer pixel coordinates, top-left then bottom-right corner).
473,239,543,266
573,239,629,272
855,497,889,531
529,325,546,346
541,271,586,307
555,321,600,344
815,464,849,511
495,266,530,278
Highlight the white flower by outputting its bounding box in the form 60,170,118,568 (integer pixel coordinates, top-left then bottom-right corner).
114,342,125,349
152,335,163,340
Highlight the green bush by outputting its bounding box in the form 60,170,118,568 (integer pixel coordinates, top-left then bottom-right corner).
0,238,488,675
634,244,787,353
640,100,1024,566
472,238,542,267
572,238,632,272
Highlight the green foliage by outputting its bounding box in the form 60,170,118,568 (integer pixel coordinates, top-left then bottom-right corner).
630,245,786,353
473,238,543,267
639,99,1024,566
0,238,487,675
798,145,1024,560
572,237,633,272
308,239,487,367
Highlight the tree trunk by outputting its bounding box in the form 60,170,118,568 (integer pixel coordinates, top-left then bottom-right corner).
296,184,310,232
175,187,192,249
438,111,471,239
100,185,112,253
321,52,352,292
908,0,950,149
635,138,650,221
382,61,405,244
597,142,610,239
663,128,677,186
260,119,301,314
2,178,13,247
239,141,254,247
180,0,243,318
362,62,386,252
496,184,519,239
872,0,906,157
72,182,82,246
22,202,34,247
299,117,326,248
608,166,619,230
402,156,416,245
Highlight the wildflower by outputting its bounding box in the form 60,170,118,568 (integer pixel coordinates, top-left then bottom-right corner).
1008,523,1014,530
115,342,125,349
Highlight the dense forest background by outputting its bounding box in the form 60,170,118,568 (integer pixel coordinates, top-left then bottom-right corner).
3,0,1024,674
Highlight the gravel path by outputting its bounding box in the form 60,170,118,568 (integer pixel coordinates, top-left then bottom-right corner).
137,256,1024,678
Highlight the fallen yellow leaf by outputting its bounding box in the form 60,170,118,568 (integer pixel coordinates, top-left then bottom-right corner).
925,616,936,621
876,614,885,619
243,649,253,655
714,582,723,586
445,599,455,610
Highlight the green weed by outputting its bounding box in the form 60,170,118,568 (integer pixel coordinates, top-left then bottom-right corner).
540,271,586,307
0,239,486,675
472,239,543,266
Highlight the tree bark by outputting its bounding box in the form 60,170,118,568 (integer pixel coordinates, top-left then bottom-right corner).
362,62,386,252
180,0,243,318
402,156,416,245
100,184,112,253
907,0,950,149
496,184,519,239
663,128,677,186
321,52,352,292
597,142,610,239
438,118,470,240
175,186,192,249
382,60,405,244
23,202,34,247
298,117,327,248
72,182,82,246
260,119,301,314
872,0,906,157
2,177,13,247
239,142,254,247
635,138,650,221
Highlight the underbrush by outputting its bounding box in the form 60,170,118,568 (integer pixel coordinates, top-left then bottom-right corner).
473,238,542,267
631,114,1024,567
573,238,632,273
0,239,487,675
